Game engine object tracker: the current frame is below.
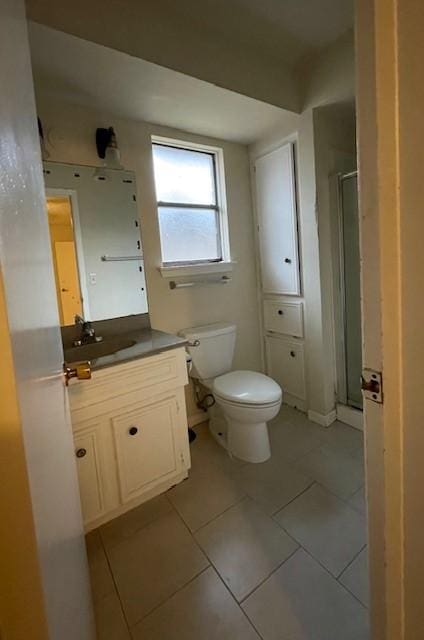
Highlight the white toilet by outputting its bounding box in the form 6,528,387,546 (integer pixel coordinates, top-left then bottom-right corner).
180,323,282,463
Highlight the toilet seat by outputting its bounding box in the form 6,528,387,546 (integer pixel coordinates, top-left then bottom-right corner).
214,394,282,411
213,370,282,406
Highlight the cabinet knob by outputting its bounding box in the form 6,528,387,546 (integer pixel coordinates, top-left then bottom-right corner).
290,350,296,358
76,448,87,458
284,258,292,264
129,426,138,436
278,309,284,316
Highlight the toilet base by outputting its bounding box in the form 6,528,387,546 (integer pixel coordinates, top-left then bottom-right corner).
208,414,229,450
208,408,271,463
227,418,271,463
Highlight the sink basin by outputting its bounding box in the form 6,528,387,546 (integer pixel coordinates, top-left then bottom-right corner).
64,337,136,363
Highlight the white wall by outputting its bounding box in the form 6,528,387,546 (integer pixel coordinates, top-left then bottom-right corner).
36,96,263,415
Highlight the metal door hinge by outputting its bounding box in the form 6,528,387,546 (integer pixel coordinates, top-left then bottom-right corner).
361,369,383,403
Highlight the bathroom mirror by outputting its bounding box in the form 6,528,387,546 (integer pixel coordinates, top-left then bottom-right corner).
43,161,148,325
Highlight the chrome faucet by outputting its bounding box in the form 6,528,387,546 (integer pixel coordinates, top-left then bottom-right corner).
73,315,103,346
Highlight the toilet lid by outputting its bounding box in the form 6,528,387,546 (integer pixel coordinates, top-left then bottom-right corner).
213,370,282,405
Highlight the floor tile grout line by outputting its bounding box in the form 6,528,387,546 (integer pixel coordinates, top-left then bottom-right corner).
336,558,369,607
336,569,369,610
99,500,174,553
190,494,248,534
312,479,367,513
127,565,212,632
203,565,266,640
95,530,133,637
167,480,285,640
340,484,367,512
176,424,368,611
277,471,366,512
337,542,368,580
269,480,316,518
166,483,248,535
187,495,304,608
238,544,301,605
317,478,366,507
167,486,306,633
284,486,369,609
166,488,267,639
99,501,211,632
272,519,368,608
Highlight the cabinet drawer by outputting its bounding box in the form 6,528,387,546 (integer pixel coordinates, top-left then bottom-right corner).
263,300,303,337
69,347,188,414
112,394,182,504
265,335,306,401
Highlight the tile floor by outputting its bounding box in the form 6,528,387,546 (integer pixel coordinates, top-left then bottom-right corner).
87,405,369,640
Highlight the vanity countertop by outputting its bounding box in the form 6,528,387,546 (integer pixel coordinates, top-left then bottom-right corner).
64,328,188,371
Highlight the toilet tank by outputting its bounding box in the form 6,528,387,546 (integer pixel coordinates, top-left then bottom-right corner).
179,323,236,381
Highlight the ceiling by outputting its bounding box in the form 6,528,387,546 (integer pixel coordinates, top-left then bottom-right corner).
29,23,298,145
166,0,354,66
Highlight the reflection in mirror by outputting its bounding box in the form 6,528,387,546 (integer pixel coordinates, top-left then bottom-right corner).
47,196,85,325
44,162,149,325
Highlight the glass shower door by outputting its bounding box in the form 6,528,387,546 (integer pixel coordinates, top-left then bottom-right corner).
341,174,363,409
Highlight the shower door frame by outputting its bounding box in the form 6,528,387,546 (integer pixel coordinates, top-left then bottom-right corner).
331,170,364,429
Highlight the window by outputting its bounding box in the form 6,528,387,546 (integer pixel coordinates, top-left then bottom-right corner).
152,139,230,268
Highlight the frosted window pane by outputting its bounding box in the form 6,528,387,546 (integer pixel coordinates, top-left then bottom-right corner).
158,207,221,263
152,145,216,205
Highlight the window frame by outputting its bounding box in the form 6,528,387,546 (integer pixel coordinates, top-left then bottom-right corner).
151,135,231,270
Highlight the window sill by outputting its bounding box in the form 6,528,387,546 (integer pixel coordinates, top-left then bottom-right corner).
159,261,235,279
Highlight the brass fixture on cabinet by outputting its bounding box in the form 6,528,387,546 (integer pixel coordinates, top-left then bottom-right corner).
63,361,91,386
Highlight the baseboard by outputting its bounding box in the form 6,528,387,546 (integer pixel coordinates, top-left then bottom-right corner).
188,410,207,428
283,393,307,413
336,403,363,431
307,409,337,427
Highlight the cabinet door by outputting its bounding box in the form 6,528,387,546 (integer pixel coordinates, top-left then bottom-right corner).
265,335,306,402
74,429,105,525
255,143,300,295
112,394,182,504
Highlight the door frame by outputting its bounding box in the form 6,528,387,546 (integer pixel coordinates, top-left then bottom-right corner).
357,0,424,637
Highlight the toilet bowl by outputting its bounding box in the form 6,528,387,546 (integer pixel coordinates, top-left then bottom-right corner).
179,323,282,463
213,370,282,463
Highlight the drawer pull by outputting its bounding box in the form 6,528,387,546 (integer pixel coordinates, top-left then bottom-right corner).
284,258,292,264
129,426,138,436
290,350,296,358
76,448,87,458
278,309,284,316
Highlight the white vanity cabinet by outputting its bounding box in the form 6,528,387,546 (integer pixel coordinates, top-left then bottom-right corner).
68,347,190,531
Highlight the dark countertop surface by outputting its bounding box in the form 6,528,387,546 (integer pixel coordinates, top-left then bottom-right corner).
64,328,188,371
